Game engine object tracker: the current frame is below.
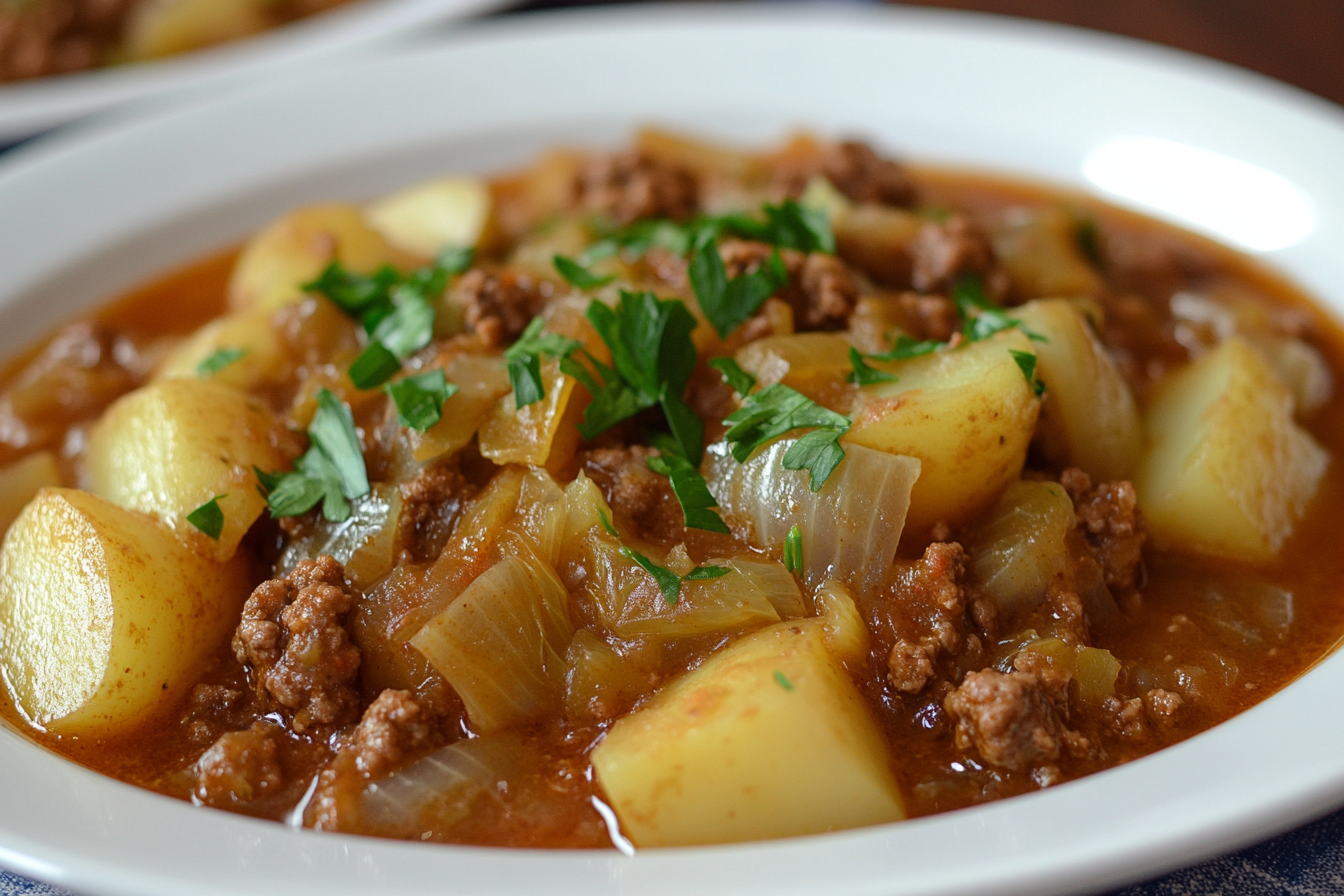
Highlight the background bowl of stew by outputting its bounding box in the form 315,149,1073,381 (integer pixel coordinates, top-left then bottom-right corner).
1,5,1344,895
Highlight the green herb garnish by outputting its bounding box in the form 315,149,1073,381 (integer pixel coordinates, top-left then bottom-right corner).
503,317,582,408
597,510,729,604
554,254,616,289
773,670,795,691
646,448,730,534
952,275,1046,345
186,496,226,540
846,347,898,385
196,347,248,376
1010,349,1047,398
689,239,788,340
708,357,758,397
384,369,459,431
721,384,851,491
255,389,369,522
784,523,803,574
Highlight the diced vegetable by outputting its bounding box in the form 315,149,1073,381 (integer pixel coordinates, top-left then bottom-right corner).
1013,299,1142,481
0,489,250,736
408,354,511,463
1015,637,1120,702
705,438,920,599
276,484,401,589
155,307,289,392
409,543,574,733
229,204,412,312
734,332,855,409
592,620,904,846
990,206,1102,299
1135,337,1328,561
832,205,922,286
478,358,587,476
366,177,494,259
0,451,61,536
968,479,1076,619
812,579,869,666
563,630,649,723
84,378,292,562
847,328,1041,533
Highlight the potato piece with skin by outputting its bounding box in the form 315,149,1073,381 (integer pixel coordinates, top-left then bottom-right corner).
1135,337,1328,562
592,620,904,847
229,204,417,313
1013,299,1142,481
84,379,292,562
366,177,494,259
0,452,61,536
0,489,251,736
846,328,1041,534
154,307,289,392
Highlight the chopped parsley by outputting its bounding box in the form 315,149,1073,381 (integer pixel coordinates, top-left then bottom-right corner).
186,496,225,540
255,389,369,522
646,448,730,534
784,523,803,575
1076,217,1103,267
196,347,248,376
708,356,757,397
553,254,615,289
773,670,795,691
846,347,898,385
597,510,729,605
722,384,851,491
1010,349,1047,397
870,334,943,362
384,369,459,431
689,238,788,340
952,275,1046,345
503,317,582,408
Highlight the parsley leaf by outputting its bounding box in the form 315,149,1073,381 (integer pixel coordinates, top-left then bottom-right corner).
348,342,401,390
646,451,730,534
1010,349,1047,398
304,263,400,318
186,495,225,540
197,347,248,376
554,254,616,289
760,199,835,254
385,369,459,431
784,523,802,574
256,389,370,522
503,317,582,408
722,384,851,491
870,334,943,362
952,275,1047,345
846,346,898,385
596,509,728,605
773,670,795,691
689,239,788,340
708,357,757,397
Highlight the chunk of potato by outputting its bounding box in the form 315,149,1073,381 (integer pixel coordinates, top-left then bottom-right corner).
84,379,291,562
0,489,251,736
1135,337,1328,561
229,204,416,313
0,452,61,536
991,206,1102,299
154,307,289,392
1013,299,1142,480
366,176,494,259
847,329,1041,533
592,620,904,847
122,0,269,60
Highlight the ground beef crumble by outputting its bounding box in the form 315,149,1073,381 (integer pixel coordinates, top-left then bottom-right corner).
578,446,682,545
944,669,1090,773
719,238,858,330
194,723,284,808
352,689,434,777
772,139,917,208
1061,467,1147,591
453,268,553,348
574,149,698,224
233,556,362,733
909,214,1007,298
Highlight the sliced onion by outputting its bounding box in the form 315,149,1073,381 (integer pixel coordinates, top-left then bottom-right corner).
704,438,920,599
278,483,400,588
967,480,1074,619
409,542,574,732
358,732,537,838
563,629,648,722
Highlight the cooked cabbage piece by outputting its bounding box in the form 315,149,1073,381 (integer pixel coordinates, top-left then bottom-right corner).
1135,337,1328,561
592,620,904,846
968,479,1075,619
0,489,250,736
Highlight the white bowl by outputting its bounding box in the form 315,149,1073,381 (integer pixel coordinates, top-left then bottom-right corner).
1,6,1343,895
0,0,503,144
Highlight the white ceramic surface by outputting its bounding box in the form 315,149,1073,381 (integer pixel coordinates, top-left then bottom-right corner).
0,0,502,143
1,6,1343,896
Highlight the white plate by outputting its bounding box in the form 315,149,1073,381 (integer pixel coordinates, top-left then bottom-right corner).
0,0,503,144
2,6,1344,896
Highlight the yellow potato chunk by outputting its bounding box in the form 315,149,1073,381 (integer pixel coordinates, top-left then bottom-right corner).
0,452,61,536
592,621,904,847
85,379,291,561
0,489,250,736
123,0,269,60
155,307,289,392
366,177,494,259
1013,300,1142,480
229,204,413,312
1135,337,1328,561
847,329,1041,533
991,207,1102,299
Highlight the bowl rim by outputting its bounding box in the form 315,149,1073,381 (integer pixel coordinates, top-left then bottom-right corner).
1,5,1343,896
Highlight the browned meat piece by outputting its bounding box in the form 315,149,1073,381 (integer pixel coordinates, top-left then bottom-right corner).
896,291,961,342
575,149,698,224
397,458,469,561
194,723,283,808
0,0,134,82
180,684,253,745
579,446,682,545
1040,574,1091,646
1144,688,1186,730
233,556,362,733
353,689,433,776
719,239,858,330
453,268,553,348
771,139,917,208
888,639,937,694
1106,695,1150,738
944,670,1089,771
1099,226,1216,302
1060,467,1147,591
909,215,1004,297
1012,648,1073,707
